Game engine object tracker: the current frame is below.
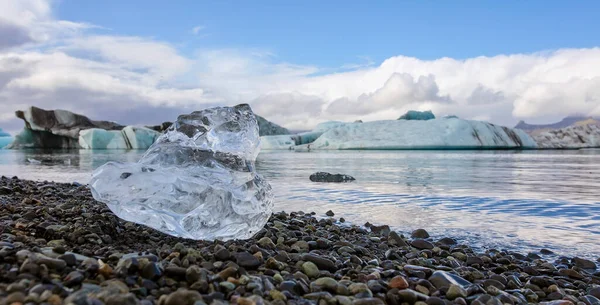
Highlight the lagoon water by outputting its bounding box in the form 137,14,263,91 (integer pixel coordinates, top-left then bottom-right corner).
1,148,599,258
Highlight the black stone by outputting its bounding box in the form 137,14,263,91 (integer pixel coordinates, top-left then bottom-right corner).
309,172,355,183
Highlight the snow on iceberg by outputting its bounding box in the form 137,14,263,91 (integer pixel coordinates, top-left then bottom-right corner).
533,124,600,149
298,118,537,150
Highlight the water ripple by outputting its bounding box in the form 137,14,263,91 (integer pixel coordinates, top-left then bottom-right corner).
1,149,600,258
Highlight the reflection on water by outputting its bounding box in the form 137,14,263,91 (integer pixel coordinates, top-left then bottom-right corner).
1,148,599,258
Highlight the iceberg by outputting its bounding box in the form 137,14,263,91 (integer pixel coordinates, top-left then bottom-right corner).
122,126,161,149
533,124,600,149
398,110,435,120
79,129,129,149
78,126,161,150
260,121,352,150
0,128,10,138
297,118,536,150
89,104,274,241
0,128,12,148
0,137,11,148
8,106,124,149
8,128,79,149
260,135,296,150
293,131,324,145
313,121,347,132
18,106,123,139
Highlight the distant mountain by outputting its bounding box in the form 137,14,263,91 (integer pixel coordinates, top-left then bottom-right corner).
256,115,290,136
515,116,600,134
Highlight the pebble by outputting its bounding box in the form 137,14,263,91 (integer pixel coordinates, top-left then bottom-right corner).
389,275,409,289
236,251,261,269
257,237,276,249
214,247,231,261
63,270,84,287
301,254,336,271
466,255,484,265
411,239,434,250
301,261,320,278
573,257,597,269
582,295,600,305
446,284,468,300
141,262,162,279
429,270,472,289
388,231,408,247
411,228,430,239
590,287,600,299
351,298,385,305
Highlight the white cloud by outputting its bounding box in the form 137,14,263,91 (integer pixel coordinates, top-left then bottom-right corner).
191,25,205,35
1,0,600,135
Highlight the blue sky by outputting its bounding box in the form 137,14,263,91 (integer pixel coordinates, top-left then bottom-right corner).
57,0,599,67
1,0,599,133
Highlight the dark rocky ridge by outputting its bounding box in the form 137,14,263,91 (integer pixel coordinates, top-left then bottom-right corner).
256,115,290,136
515,116,600,132
1,177,600,304
16,106,124,138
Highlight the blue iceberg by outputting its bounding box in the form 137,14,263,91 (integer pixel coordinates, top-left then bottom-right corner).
398,110,436,120
79,126,161,150
0,128,12,148
296,118,537,150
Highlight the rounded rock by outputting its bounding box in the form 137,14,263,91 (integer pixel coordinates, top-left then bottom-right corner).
302,261,320,278
411,229,430,239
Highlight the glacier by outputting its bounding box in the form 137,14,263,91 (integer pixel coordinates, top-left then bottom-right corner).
296,118,537,150
89,104,274,240
533,124,600,149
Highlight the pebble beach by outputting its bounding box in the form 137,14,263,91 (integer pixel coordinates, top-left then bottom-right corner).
1,176,600,305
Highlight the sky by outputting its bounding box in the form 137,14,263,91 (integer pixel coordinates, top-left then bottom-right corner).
1,0,600,134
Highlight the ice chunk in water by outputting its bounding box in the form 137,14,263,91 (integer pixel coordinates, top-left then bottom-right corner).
89,104,274,240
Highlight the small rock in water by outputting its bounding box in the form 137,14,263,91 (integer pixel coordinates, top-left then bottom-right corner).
411,228,430,239
309,172,355,182
89,104,274,240
573,257,597,270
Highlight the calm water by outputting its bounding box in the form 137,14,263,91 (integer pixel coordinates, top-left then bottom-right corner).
1,148,599,258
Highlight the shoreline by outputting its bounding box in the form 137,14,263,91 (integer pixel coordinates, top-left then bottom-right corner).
1,177,600,304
